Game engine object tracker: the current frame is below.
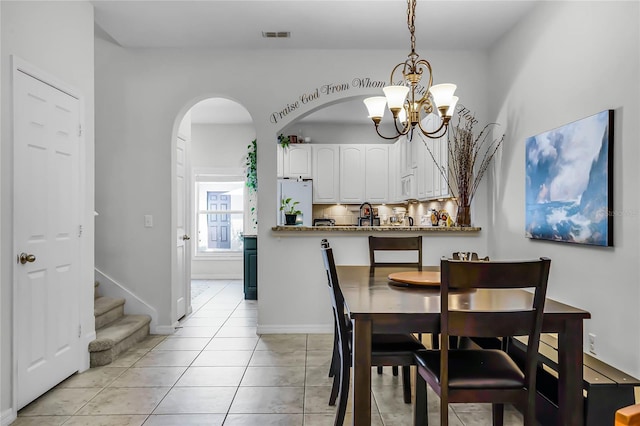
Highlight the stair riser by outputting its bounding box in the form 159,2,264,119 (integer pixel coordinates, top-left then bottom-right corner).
95,305,125,329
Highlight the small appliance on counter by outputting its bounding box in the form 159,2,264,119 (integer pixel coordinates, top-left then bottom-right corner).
313,218,335,226
390,207,407,226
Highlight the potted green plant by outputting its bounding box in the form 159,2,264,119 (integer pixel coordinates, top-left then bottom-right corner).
280,197,301,225
277,134,290,149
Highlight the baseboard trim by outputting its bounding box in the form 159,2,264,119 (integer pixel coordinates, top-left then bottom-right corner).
79,330,97,372
154,325,176,335
1,408,16,426
191,273,242,280
256,324,332,335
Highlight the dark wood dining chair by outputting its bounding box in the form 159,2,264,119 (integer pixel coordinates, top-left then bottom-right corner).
413,257,551,426
321,239,425,426
368,235,424,376
368,236,422,276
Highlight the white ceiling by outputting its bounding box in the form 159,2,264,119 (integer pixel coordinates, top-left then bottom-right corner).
92,0,540,124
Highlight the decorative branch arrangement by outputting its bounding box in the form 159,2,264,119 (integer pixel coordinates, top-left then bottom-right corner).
421,116,504,225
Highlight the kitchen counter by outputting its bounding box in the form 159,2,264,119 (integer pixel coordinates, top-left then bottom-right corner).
271,225,481,232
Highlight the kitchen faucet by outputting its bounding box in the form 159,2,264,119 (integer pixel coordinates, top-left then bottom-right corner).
359,202,373,226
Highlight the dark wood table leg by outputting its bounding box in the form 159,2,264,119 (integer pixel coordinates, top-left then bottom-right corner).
557,319,584,426
352,317,372,426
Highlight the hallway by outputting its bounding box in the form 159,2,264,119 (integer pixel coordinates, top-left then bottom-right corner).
13,280,523,425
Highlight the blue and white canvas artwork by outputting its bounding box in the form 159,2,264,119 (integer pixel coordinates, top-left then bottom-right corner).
525,110,613,246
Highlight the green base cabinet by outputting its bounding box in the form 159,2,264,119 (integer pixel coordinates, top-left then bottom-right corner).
243,236,257,300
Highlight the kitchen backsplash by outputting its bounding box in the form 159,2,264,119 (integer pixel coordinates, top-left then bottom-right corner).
312,200,458,226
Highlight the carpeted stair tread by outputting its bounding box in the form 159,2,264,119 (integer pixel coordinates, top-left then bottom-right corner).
89,314,151,352
94,296,125,317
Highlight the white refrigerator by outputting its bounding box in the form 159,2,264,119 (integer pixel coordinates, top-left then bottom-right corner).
277,179,313,226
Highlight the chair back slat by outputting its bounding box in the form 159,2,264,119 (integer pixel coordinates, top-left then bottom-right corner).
445,259,548,289
439,257,551,395
369,236,422,276
320,239,350,351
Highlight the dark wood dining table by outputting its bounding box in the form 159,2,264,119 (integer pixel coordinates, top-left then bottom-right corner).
337,265,591,426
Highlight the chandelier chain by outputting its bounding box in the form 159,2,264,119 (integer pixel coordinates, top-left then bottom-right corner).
407,0,417,55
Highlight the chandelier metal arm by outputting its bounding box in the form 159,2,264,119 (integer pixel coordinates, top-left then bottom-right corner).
373,123,408,141
416,116,449,139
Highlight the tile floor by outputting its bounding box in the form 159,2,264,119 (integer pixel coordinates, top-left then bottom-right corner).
14,280,525,426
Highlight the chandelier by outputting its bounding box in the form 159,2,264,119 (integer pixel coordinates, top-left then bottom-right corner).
363,0,458,140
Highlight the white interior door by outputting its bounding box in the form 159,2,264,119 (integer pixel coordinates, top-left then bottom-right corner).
14,68,81,409
174,135,188,321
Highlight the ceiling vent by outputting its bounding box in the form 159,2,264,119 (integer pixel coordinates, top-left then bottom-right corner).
262,31,291,39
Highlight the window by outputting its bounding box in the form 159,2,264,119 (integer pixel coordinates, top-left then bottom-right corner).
195,174,245,256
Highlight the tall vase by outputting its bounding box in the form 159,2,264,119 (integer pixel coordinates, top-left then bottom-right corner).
456,205,471,227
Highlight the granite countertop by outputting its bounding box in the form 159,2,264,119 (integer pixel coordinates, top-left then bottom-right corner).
271,225,481,232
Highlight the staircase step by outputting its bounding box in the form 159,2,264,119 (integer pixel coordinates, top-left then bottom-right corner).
89,314,151,367
94,296,126,329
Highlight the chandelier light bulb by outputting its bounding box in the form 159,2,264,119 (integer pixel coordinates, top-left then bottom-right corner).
444,96,459,118
428,83,457,109
398,107,408,124
383,86,410,111
363,96,387,121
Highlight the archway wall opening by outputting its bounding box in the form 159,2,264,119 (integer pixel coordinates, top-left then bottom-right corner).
94,39,490,330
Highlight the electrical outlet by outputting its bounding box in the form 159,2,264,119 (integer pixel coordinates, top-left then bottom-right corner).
144,215,153,228
588,333,596,355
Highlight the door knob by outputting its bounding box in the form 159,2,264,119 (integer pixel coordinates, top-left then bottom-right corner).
18,253,36,264
182,235,191,241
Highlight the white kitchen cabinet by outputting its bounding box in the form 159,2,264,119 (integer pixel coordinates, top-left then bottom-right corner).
339,145,365,203
388,142,401,203
276,144,284,178
438,134,450,198
415,114,450,200
364,145,389,203
282,144,312,179
312,144,340,203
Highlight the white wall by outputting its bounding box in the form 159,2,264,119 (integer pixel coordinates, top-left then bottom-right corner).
489,1,640,376
93,42,490,333
190,123,255,279
0,0,95,417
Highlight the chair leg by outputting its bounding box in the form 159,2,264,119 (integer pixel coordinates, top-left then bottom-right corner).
335,354,350,426
492,403,504,426
440,394,448,426
329,369,339,406
329,332,338,378
392,366,399,376
414,371,428,426
401,366,411,403
377,366,383,374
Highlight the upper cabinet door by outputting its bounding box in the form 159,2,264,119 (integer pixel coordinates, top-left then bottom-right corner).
312,144,339,203
276,144,284,178
365,145,389,203
283,144,312,178
339,145,365,203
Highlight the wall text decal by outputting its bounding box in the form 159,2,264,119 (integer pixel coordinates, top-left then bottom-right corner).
268,75,474,126
269,76,430,125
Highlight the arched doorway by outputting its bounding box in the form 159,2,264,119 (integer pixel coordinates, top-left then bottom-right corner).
172,97,255,323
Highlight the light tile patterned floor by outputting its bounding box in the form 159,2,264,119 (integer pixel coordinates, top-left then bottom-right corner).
13,280,525,426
